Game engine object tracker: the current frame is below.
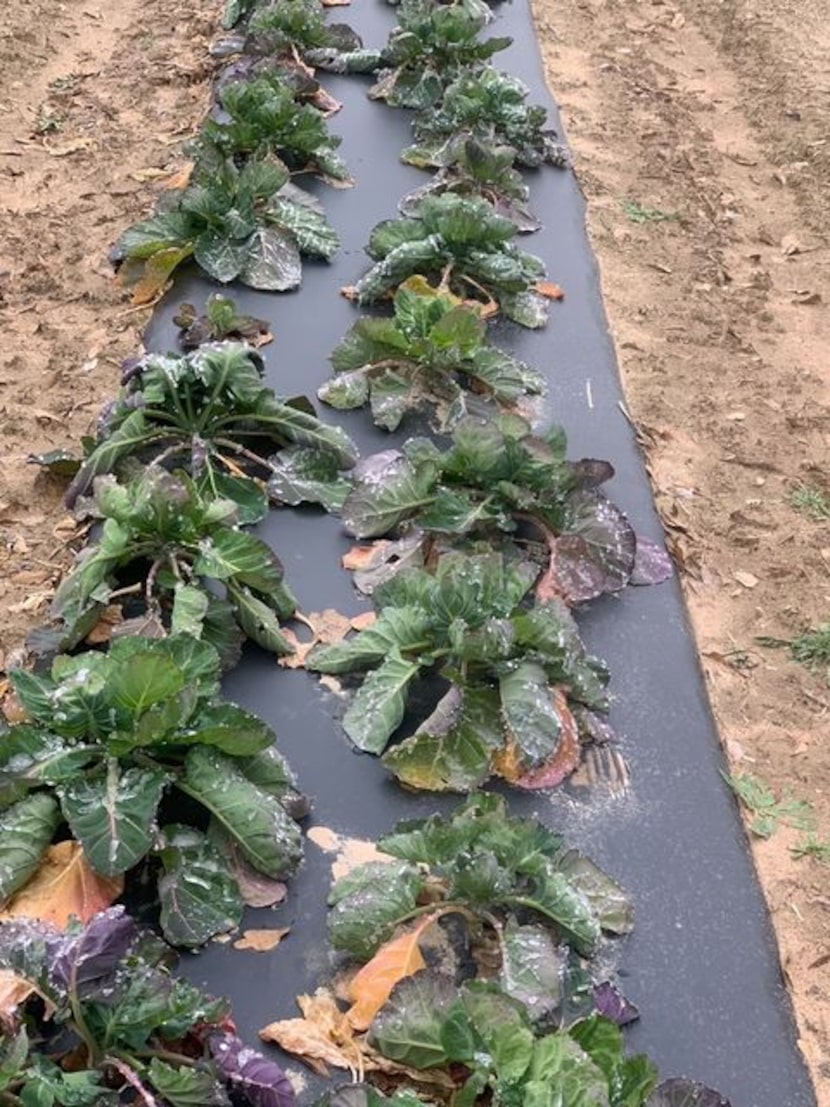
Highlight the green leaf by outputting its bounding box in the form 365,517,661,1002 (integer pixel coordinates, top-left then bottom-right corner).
341,452,439,538
268,196,339,260
342,652,422,754
109,634,222,700
328,860,425,960
461,984,534,1085
0,1029,28,1092
0,727,97,798
157,825,244,947
227,583,296,655
512,863,600,956
0,794,61,901
500,289,549,328
108,651,187,715
556,851,634,935
194,231,248,284
64,410,151,506
198,473,269,526
523,1033,610,1107
382,685,501,792
58,762,168,876
236,745,297,800
307,607,431,674
499,662,562,771
239,226,302,291
183,747,302,878
267,446,351,512
171,584,210,638
147,1058,229,1107
318,369,370,411
370,972,457,1069
184,702,276,756
500,919,566,1023
194,529,285,594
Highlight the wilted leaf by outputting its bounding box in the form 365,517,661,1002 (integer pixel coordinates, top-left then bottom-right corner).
0,842,123,928
347,913,444,1031
499,688,581,790
260,989,363,1077
279,609,376,670
647,1079,731,1107
131,245,195,305
234,928,291,952
342,534,426,595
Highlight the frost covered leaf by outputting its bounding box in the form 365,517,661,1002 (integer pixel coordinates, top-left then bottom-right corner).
500,919,566,1023
58,764,168,877
329,860,425,960
267,446,351,512
0,794,61,902
498,687,582,790
209,1032,297,1107
544,492,637,603
342,534,426,595
0,842,123,929
556,852,634,935
157,825,244,947
647,1080,732,1107
382,685,500,792
499,662,562,772
342,652,422,753
370,971,457,1069
592,981,639,1026
185,748,302,880
341,451,439,538
631,535,673,585
240,226,303,291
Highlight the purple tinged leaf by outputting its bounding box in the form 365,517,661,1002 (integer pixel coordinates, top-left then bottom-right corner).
647,1079,732,1107
631,535,673,586
52,906,137,1000
209,1032,296,1107
592,981,639,1026
548,491,636,603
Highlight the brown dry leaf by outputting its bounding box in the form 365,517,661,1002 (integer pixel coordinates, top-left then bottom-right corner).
46,138,93,157
162,162,194,190
260,989,362,1077
278,609,377,669
534,280,565,301
0,970,35,1022
260,989,454,1088
0,841,123,928
85,604,124,644
346,912,442,1031
342,545,379,572
306,826,393,882
8,591,53,614
1,687,28,724
233,928,291,953
321,0,351,6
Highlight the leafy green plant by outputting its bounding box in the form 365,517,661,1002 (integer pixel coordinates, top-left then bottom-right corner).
116,156,338,295
247,0,380,74
307,550,611,789
52,469,299,659
791,833,830,863
349,194,555,328
790,624,830,678
400,136,541,233
193,74,352,184
0,637,305,944
403,68,568,171
622,201,678,225
721,772,815,839
368,0,511,110
0,907,296,1104
63,342,355,518
340,415,671,605
790,484,830,521
174,295,272,350
319,279,544,431
329,795,633,961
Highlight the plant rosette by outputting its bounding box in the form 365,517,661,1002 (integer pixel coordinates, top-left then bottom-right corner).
0,635,305,945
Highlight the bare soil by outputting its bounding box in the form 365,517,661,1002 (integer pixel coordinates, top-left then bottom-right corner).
532,0,830,1098
0,0,218,665
0,0,829,1100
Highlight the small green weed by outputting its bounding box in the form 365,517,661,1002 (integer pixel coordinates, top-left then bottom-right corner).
790,625,830,677
721,771,815,838
622,200,679,224
791,834,830,864
790,484,830,521
34,108,64,135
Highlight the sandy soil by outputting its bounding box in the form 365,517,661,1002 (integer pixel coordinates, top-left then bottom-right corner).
532,0,830,1098
0,0,828,1099
0,0,217,665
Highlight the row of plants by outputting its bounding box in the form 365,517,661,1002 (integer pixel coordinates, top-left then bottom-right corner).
0,0,730,1105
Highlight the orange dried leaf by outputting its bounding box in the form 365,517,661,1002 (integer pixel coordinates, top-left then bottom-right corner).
534,280,565,301
233,928,291,952
260,989,361,1077
85,604,124,645
162,161,194,190
0,841,123,929
346,912,440,1031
